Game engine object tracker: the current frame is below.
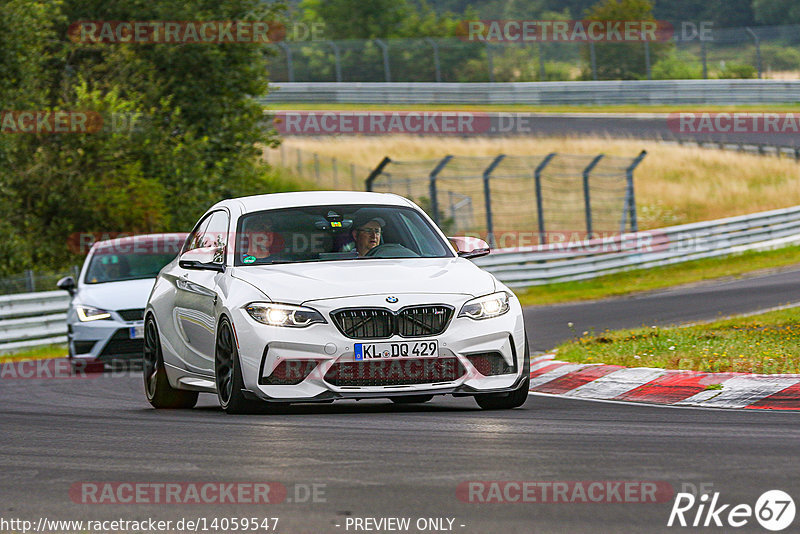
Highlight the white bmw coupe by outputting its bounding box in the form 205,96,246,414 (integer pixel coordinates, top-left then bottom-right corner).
143,191,529,413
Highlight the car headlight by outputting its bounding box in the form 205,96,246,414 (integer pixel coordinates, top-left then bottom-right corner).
245,303,326,328
76,306,112,322
458,292,511,320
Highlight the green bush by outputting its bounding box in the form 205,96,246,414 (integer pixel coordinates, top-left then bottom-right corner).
651,51,703,79
759,45,800,72
716,61,758,79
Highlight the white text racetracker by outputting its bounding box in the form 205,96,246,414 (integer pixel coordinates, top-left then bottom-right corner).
338,517,463,531
354,340,439,361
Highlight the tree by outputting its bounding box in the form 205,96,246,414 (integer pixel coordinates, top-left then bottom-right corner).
580,0,671,80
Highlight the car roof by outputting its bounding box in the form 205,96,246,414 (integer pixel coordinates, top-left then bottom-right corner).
90,233,187,251
214,191,414,214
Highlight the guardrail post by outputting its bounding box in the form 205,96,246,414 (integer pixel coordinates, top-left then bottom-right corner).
621,150,647,234
278,42,294,82
589,41,598,81
374,39,391,82
582,154,605,238
534,153,557,244
429,155,453,226
426,38,442,82
365,156,392,191
327,40,342,82
481,155,506,247
746,28,762,79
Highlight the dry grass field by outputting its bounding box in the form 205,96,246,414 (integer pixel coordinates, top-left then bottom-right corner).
267,136,800,229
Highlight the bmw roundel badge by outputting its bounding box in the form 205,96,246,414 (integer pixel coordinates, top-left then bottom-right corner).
386,296,398,303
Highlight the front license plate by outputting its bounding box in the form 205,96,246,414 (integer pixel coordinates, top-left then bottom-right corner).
129,325,144,339
354,340,438,361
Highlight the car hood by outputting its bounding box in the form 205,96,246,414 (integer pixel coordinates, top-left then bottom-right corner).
75,278,157,311
230,258,496,304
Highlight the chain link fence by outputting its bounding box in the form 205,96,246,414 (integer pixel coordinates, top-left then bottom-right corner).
263,145,374,190
365,152,647,246
267,24,800,83
0,268,79,296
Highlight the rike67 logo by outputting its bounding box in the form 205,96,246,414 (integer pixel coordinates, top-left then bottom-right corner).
668,489,795,531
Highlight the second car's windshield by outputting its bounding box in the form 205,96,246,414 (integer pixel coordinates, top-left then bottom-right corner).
235,204,453,265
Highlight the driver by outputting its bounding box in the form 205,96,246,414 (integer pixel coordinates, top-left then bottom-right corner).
352,216,385,256
241,218,280,263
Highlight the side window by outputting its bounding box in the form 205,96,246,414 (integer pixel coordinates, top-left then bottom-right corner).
203,211,230,263
183,215,212,254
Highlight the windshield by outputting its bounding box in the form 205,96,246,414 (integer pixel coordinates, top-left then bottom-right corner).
235,204,453,265
84,249,178,284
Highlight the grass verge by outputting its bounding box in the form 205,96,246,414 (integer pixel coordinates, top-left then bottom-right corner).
268,103,800,114
553,308,800,374
516,246,800,306
0,344,67,362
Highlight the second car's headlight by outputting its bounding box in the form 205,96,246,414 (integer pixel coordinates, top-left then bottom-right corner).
458,292,510,320
76,306,112,322
245,303,326,328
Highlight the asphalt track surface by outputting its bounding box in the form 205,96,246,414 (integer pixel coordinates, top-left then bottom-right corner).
3,268,800,533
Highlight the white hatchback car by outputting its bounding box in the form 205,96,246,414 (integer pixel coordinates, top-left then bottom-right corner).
143,191,529,413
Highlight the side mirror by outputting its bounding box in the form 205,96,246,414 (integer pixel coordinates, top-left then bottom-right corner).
178,247,226,273
449,237,491,260
57,276,77,296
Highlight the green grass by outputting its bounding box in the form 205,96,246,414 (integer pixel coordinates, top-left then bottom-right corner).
0,344,67,362
554,308,800,373
516,246,800,307
267,102,800,114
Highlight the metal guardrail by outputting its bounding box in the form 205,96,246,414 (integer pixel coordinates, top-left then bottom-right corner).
0,291,69,352
3,204,800,351
474,204,800,287
262,80,800,106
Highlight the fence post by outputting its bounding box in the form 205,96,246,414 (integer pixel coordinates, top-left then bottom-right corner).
332,157,338,187
313,153,320,182
278,42,294,82
534,153,557,245
622,150,647,234
538,42,546,80
582,154,605,238
351,163,356,189
426,38,442,82
365,156,392,191
486,43,495,82
590,41,598,81
429,155,453,226
481,155,505,247
374,39,391,82
25,269,35,292
745,27,762,79
644,40,652,80
701,40,708,79
296,148,302,176
327,40,343,82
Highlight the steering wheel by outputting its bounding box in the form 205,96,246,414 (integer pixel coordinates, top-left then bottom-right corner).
364,243,419,258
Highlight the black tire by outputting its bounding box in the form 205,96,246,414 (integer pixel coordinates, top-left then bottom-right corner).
143,316,198,409
390,395,434,404
215,317,264,414
474,337,530,410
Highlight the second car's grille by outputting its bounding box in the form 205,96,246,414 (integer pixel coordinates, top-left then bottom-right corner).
117,308,145,321
331,306,453,339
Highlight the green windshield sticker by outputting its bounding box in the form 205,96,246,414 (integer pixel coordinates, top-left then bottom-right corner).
243,255,256,264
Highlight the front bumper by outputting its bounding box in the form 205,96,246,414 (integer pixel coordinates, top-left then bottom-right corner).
68,311,145,367
231,294,527,402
